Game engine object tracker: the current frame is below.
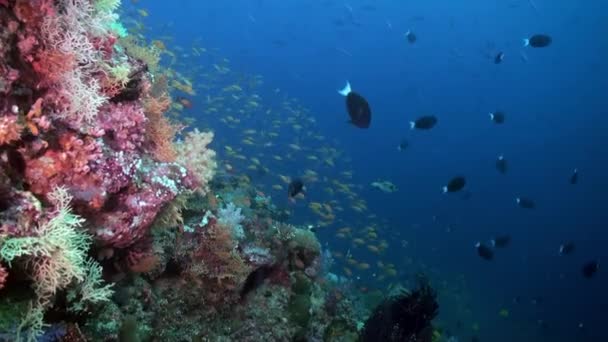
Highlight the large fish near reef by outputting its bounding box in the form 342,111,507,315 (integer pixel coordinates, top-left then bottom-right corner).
338,81,371,128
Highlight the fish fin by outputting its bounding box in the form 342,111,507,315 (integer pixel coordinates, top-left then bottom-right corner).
516,197,521,204
523,38,530,47
491,240,497,247
475,242,481,248
405,30,410,36
409,121,415,129
442,186,448,194
489,112,494,120
338,81,351,96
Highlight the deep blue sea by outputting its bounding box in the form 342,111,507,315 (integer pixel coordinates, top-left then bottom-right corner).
124,1,608,341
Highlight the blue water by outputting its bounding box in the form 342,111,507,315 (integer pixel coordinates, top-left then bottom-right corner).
126,1,608,341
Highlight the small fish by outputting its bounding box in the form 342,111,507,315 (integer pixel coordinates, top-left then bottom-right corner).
559,241,575,256
338,81,371,128
570,168,578,184
476,242,494,260
410,115,437,130
494,52,504,64
516,197,536,209
496,155,508,174
405,30,417,44
491,235,511,248
371,181,398,193
397,139,409,152
559,241,576,255
443,176,466,193
523,34,552,48
581,260,599,278
489,111,506,124
287,178,305,199
530,296,543,305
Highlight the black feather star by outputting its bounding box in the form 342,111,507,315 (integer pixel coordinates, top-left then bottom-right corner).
359,279,439,342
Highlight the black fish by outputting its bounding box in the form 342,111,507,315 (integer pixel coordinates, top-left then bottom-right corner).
240,264,278,300
476,242,494,260
489,111,505,124
570,168,578,184
410,115,437,130
516,197,536,209
559,241,575,256
496,155,508,174
494,52,504,64
581,260,599,278
405,30,416,43
491,235,511,248
397,139,409,152
287,178,304,198
338,81,371,128
443,176,466,193
524,34,552,48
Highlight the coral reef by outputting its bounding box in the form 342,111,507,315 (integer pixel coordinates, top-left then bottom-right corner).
0,1,438,342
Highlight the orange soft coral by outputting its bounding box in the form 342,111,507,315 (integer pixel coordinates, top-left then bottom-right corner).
143,93,180,162
0,115,23,145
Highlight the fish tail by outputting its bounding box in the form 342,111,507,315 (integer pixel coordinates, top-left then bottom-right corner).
338,81,351,96
523,38,530,47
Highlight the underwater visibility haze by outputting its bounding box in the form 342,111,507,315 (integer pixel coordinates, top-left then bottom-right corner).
0,0,606,341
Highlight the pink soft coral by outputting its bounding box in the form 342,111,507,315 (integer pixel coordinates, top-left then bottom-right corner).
97,102,147,152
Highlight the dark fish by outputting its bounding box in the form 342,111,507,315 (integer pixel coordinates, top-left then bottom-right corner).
410,115,437,130
531,296,543,305
513,296,522,304
516,197,536,209
494,52,504,64
496,155,508,174
491,235,511,248
443,176,466,193
489,111,505,124
524,34,552,48
405,30,416,43
581,260,599,278
287,178,304,198
559,241,575,256
476,242,494,260
570,168,578,184
397,139,409,152
240,264,278,300
338,81,371,128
